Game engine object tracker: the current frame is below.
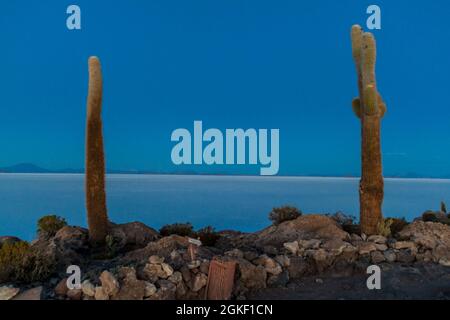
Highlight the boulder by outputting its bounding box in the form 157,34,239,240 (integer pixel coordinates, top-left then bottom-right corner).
384,249,396,263
357,242,377,255
371,251,386,264
253,215,349,248
237,259,267,290
392,241,416,250
110,222,159,249
287,256,310,279
54,278,68,296
253,255,283,275
81,280,96,297
99,271,120,296
283,241,299,255
12,286,42,300
94,286,109,300
148,280,176,300
144,282,157,298
0,286,20,300
190,273,208,292
322,239,352,255
66,289,82,300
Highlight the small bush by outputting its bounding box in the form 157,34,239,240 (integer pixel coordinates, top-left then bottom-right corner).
269,206,302,225
377,219,393,237
195,226,220,247
0,241,55,284
387,217,408,235
159,223,195,237
37,215,67,238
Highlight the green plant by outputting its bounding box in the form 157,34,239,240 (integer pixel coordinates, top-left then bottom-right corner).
0,241,55,284
377,218,393,237
269,206,302,225
351,25,386,235
104,234,119,258
159,223,195,237
37,215,67,238
85,56,109,245
196,226,220,247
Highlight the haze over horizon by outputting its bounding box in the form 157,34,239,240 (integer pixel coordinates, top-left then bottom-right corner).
1,1,450,177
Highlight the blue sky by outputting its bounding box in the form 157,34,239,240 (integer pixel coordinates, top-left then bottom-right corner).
1,0,449,176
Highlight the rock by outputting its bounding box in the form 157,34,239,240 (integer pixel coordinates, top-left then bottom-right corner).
416,250,433,262
110,222,159,248
398,221,450,249
176,281,188,299
283,241,299,255
124,235,189,262
0,286,20,300
113,274,146,300
253,255,282,275
322,239,352,255
225,249,244,259
267,270,289,287
263,245,278,255
287,256,310,279
392,241,416,250
149,280,176,300
200,260,210,274
54,278,68,296
168,271,183,284
371,251,386,264
187,260,201,269
315,278,323,284
253,214,349,248
81,280,96,297
361,233,367,241
237,259,267,290
298,239,322,250
396,250,416,264
180,266,192,282
12,286,42,300
149,255,165,264
190,273,208,292
66,289,82,300
433,245,449,262
357,242,377,255
350,234,363,242
367,235,387,244
384,249,397,263
374,243,388,251
94,286,109,300
439,257,450,267
274,255,290,268
144,282,157,297
309,249,333,272
160,263,174,277
243,251,259,261
99,271,120,296
143,263,168,282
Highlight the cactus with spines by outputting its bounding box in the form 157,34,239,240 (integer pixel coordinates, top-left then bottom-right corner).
351,25,386,235
85,56,109,245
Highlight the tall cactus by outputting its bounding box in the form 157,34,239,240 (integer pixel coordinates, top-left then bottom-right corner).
351,25,386,235
85,56,109,244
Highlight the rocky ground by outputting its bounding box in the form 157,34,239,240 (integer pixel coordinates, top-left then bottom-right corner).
1,214,449,300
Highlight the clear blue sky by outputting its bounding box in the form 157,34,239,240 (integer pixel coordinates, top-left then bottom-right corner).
1,0,449,176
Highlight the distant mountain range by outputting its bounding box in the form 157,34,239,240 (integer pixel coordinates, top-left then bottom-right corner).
0,163,449,179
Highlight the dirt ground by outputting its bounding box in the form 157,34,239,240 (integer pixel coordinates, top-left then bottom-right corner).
248,263,450,300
